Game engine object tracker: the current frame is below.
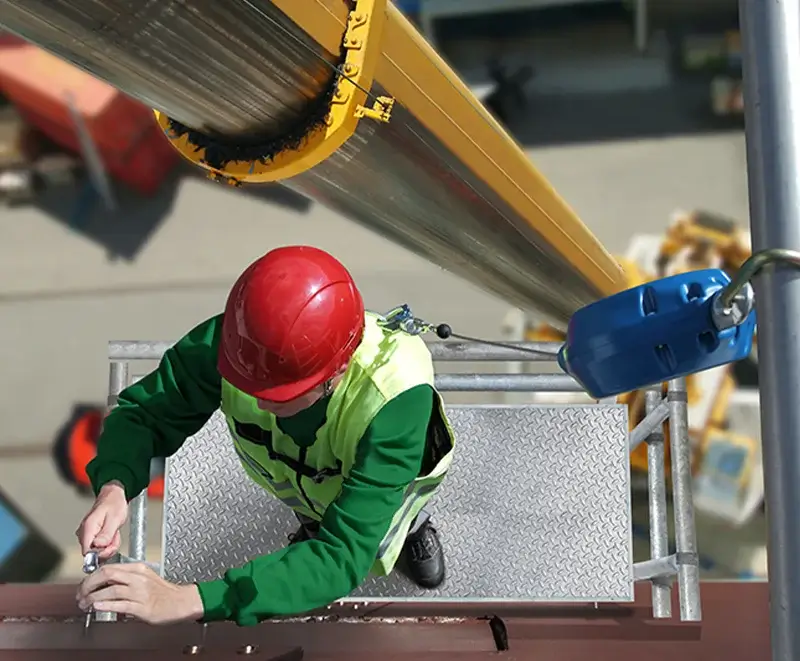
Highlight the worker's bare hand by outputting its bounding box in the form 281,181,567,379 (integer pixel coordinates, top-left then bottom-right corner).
76,482,128,560
77,563,204,625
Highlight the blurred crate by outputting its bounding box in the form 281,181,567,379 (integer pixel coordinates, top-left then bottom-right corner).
116,123,180,196
0,42,178,195
0,45,148,153
15,105,178,196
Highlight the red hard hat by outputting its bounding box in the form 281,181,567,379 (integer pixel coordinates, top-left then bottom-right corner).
218,246,365,402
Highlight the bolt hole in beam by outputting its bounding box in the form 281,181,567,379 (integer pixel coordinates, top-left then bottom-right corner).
487,615,510,651
182,643,302,659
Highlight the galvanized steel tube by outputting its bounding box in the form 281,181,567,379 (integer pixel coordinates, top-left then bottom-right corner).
108,361,147,563
739,1,800,656
96,361,133,623
667,378,702,622
108,340,563,363
645,388,671,619
434,373,582,392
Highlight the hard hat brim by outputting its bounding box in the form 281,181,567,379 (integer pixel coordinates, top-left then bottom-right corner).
218,347,329,403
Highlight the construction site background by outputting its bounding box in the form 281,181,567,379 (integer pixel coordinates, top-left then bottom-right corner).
0,2,757,583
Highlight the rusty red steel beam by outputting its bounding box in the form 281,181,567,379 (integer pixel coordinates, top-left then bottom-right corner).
0,584,83,619
0,581,773,660
0,583,637,620
10,651,306,661
0,583,699,624
0,653,511,661
0,621,495,652
504,581,772,661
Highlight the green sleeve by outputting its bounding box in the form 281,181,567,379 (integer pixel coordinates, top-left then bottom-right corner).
197,384,434,625
86,315,223,501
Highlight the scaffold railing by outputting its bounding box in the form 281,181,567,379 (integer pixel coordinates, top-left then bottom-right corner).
107,338,701,622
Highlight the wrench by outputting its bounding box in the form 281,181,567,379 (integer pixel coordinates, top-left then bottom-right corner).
82,551,99,633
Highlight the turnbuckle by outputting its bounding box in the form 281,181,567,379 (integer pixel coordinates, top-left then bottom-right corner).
379,304,454,339
379,304,435,336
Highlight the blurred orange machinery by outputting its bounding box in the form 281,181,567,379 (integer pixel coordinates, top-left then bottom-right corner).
52,405,164,500
0,34,179,195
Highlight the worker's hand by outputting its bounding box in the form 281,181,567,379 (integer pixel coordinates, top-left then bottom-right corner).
76,481,128,560
76,563,204,625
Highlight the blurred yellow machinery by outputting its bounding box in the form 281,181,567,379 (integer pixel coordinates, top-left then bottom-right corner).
655,209,751,278
525,209,762,524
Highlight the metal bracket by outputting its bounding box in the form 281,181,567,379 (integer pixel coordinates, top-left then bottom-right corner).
355,96,395,123
207,172,244,188
153,0,393,186
713,247,800,330
633,555,678,582
377,304,434,335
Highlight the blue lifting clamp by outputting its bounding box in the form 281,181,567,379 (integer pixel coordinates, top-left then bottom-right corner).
378,304,432,335
555,249,800,398
377,250,800,401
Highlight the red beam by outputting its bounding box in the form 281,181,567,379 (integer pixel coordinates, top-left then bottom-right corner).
0,581,772,660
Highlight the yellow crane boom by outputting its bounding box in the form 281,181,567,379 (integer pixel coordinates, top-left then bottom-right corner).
0,0,625,326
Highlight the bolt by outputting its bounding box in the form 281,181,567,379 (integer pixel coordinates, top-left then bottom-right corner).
712,282,755,331
238,645,259,655
183,645,203,655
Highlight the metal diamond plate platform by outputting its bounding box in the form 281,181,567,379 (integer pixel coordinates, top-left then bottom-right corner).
162,404,633,602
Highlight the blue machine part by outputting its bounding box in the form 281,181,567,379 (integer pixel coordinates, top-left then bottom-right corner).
393,0,420,13
0,501,26,564
558,269,757,399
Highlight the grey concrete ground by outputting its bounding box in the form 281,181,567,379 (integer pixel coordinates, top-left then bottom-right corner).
0,19,754,580
0,130,751,579
0,171,518,579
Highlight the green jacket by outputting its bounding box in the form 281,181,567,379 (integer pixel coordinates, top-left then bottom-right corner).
87,315,434,624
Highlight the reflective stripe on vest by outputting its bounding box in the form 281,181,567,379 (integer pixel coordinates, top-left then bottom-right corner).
221,311,456,574
232,442,326,514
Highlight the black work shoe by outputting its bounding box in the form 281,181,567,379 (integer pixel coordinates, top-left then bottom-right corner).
400,521,445,589
287,524,316,546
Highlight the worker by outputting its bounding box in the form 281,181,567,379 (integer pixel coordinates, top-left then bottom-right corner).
75,245,456,626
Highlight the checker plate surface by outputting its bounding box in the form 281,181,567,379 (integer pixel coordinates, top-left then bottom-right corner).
162,404,632,601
